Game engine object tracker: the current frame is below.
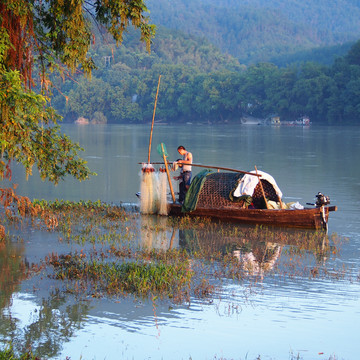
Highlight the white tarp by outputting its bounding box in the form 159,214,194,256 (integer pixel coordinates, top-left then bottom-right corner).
233,170,283,199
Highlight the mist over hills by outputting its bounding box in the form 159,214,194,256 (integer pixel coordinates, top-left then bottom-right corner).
147,0,360,64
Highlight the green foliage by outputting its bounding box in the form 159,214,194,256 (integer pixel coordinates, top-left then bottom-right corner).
32,0,155,76
32,198,106,211
0,345,38,360
0,64,95,183
61,37,360,124
0,0,155,183
49,252,194,300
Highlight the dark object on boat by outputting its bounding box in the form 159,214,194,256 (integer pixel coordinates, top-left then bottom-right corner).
307,192,331,207
315,192,330,207
168,172,337,230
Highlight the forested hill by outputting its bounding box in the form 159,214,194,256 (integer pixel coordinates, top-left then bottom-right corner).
51,2,360,126
147,0,360,64
89,27,242,73
56,34,360,125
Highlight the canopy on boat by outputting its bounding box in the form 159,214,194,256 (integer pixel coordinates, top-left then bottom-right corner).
232,170,283,199
182,170,283,213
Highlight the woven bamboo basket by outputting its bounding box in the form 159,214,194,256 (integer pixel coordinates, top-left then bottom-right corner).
196,172,279,209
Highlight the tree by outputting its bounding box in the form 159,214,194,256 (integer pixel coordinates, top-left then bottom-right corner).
0,0,154,182
68,77,112,120
345,40,360,66
265,66,297,119
0,0,155,235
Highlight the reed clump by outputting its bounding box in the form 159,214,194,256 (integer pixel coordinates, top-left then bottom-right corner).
47,251,194,302
0,344,39,360
31,199,138,245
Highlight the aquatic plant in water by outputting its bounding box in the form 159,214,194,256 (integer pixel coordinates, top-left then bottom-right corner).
47,251,194,302
25,199,350,306
0,344,39,360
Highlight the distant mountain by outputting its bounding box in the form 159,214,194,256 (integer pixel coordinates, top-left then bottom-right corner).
270,42,355,67
147,0,360,64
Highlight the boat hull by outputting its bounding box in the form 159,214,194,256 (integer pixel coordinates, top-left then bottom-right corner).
168,204,337,230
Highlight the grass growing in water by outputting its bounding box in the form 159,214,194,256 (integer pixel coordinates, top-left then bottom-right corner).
0,345,39,360
27,199,351,304
48,250,195,302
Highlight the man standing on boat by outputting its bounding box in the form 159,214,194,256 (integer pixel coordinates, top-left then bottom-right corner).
173,146,193,203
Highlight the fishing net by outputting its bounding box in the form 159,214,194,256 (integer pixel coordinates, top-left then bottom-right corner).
156,142,168,157
158,169,168,215
139,164,159,214
139,163,169,215
139,143,173,215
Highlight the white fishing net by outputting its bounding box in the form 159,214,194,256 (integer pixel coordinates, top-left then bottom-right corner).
139,164,159,214
158,170,168,215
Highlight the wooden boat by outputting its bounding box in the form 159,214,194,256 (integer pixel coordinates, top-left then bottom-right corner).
167,172,337,230
169,203,336,230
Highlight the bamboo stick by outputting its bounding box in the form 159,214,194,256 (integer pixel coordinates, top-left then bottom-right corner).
147,75,162,164
140,162,261,177
161,143,176,203
255,165,269,209
278,194,284,208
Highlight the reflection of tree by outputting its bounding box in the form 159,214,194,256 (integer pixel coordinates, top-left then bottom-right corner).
1,290,90,358
0,236,27,309
0,233,90,358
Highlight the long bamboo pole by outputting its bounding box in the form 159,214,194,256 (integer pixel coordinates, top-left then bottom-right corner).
255,165,269,209
141,162,261,177
161,143,176,203
147,75,162,164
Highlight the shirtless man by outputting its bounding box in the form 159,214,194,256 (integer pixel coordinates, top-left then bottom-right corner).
173,146,193,203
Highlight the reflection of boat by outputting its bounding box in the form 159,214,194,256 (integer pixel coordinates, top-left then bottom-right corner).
139,215,178,250
178,224,331,275
168,172,336,230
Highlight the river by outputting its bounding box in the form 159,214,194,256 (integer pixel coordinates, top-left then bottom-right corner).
1,123,359,360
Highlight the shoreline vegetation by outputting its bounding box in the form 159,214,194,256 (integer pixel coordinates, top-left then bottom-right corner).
0,200,351,359
55,27,360,126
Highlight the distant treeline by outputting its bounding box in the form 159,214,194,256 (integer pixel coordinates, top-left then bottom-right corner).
147,0,360,64
52,28,360,125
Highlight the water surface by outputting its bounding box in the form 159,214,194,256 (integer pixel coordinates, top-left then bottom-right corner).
1,124,359,360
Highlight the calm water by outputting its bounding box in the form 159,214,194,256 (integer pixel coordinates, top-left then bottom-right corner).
1,124,360,360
